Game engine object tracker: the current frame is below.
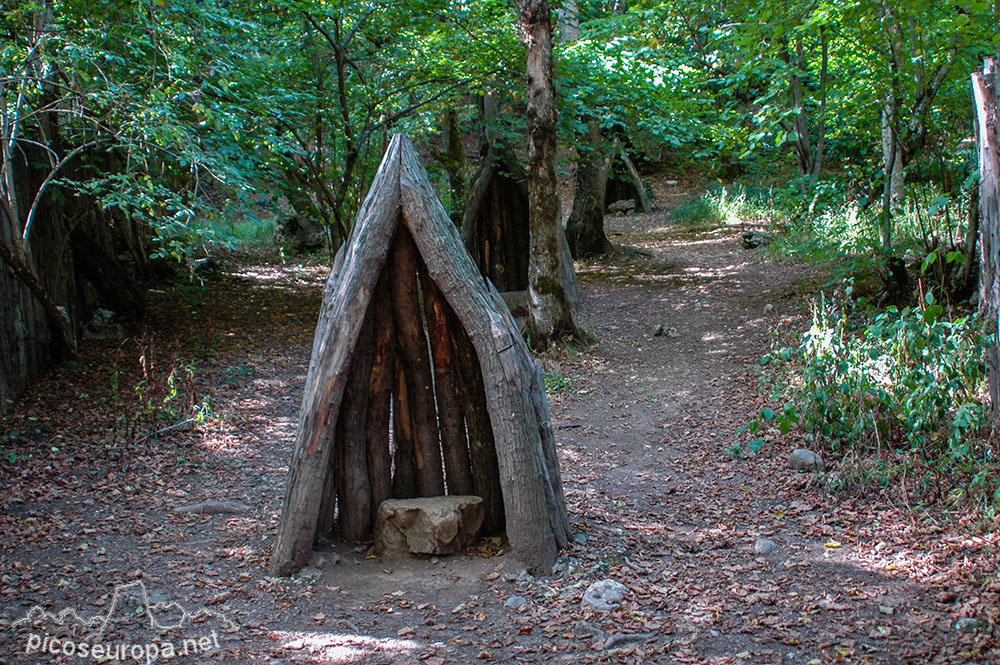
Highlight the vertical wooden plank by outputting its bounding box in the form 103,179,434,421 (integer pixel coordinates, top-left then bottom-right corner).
420,270,474,495
391,227,445,496
450,317,505,533
366,268,395,520
336,305,375,542
392,363,417,498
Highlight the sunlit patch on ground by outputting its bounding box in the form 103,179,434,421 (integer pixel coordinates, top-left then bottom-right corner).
274,630,422,663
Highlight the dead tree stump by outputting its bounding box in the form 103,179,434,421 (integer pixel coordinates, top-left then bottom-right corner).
270,134,571,576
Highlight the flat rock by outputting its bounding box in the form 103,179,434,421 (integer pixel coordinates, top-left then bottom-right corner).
172,500,251,515
788,449,825,472
373,496,484,559
582,579,629,612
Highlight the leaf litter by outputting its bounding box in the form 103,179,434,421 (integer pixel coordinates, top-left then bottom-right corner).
1,204,997,664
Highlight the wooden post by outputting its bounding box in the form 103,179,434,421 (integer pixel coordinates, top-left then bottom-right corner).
973,55,1000,419
335,307,375,542
421,271,475,495
391,227,445,496
366,269,395,521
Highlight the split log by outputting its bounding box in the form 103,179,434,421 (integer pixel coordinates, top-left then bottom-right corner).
392,363,417,498
390,227,445,496
336,306,375,542
450,316,504,533
401,135,572,567
366,269,395,520
420,270,474,495
269,149,399,576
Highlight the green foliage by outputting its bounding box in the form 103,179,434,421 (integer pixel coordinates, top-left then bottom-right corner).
754,287,996,502
670,184,788,230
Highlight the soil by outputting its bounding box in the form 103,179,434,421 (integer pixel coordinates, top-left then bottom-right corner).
1,181,997,665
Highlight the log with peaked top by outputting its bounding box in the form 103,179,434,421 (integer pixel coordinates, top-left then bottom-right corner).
270,134,571,576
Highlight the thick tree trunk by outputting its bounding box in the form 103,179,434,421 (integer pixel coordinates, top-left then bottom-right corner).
566,120,610,259
973,56,1000,420
520,0,582,347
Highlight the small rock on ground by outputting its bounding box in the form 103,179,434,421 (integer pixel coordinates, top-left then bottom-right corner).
754,537,778,555
954,617,982,632
582,579,629,612
788,449,825,472
504,595,528,610
574,620,605,640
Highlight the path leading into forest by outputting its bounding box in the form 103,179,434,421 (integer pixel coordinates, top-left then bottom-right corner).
1,184,997,665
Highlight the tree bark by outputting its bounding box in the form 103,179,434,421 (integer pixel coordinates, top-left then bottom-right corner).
421,271,474,495
390,226,444,496
973,56,1000,420
520,0,583,347
366,268,395,520
442,108,467,223
566,120,610,258
336,304,375,542
449,311,505,533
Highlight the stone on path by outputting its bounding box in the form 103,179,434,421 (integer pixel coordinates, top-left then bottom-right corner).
582,579,629,612
373,496,484,558
504,595,528,611
754,537,778,555
788,449,825,472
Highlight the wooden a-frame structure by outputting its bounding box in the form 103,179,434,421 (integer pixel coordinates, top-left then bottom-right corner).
270,135,571,576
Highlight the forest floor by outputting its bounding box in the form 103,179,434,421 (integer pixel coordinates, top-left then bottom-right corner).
1,179,998,665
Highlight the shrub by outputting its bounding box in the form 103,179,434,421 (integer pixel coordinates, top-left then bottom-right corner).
750,286,997,503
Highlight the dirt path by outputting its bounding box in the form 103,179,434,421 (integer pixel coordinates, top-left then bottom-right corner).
2,197,997,665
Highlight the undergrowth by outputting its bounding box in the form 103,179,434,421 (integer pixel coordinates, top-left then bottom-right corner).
669,184,788,230
745,284,999,510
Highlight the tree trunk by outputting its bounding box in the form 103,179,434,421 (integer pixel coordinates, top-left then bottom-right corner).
442,108,467,223
973,55,1000,420
520,0,583,347
566,120,610,258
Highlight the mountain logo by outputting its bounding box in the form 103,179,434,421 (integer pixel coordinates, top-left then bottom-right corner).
12,579,235,642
